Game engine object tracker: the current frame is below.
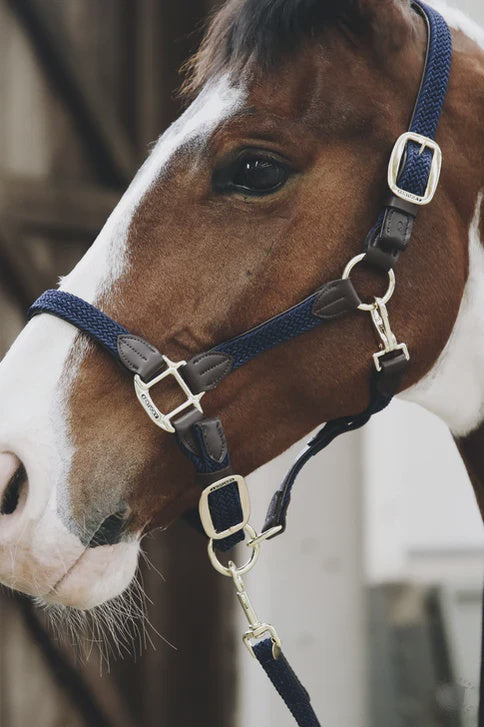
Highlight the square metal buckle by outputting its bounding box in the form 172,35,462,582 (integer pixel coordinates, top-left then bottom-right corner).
387,132,442,206
134,356,204,434
199,475,250,540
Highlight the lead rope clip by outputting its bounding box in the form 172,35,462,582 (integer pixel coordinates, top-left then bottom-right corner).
229,561,282,660
370,296,410,371
207,522,282,660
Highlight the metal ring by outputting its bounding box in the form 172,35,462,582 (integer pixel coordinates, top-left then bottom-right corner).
208,524,260,577
342,253,396,312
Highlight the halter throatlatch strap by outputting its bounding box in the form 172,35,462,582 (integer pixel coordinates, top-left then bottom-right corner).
27,3,452,725
262,361,405,538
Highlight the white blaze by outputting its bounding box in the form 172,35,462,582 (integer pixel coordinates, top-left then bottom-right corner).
61,77,245,301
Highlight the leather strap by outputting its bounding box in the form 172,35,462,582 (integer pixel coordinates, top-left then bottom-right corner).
174,413,244,552
117,334,166,382
181,351,233,394
262,350,409,539
365,196,419,272
311,278,361,319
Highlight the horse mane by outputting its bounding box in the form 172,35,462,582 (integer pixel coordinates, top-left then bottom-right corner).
182,0,360,98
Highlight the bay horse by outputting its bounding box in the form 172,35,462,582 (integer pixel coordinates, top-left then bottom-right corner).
0,0,482,721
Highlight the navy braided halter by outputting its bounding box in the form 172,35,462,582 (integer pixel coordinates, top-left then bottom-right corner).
29,3,452,725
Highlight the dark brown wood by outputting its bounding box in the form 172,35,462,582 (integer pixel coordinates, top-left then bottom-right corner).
0,177,120,300
157,0,218,129
134,0,166,150
7,0,140,186
0,177,120,232
144,523,236,727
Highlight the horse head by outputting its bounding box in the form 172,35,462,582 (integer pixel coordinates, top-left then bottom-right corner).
0,0,482,610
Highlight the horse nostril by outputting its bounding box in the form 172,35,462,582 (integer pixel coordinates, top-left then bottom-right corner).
88,506,131,548
1,464,26,515
0,455,27,516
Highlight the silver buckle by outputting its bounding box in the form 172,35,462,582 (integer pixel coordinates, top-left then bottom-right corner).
199,475,250,540
387,132,442,206
134,356,204,434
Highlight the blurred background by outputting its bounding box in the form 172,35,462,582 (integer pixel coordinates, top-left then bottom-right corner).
0,1,482,726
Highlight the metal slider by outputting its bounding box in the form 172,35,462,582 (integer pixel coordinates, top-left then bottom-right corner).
134,355,204,434
199,475,251,540
246,526,283,547
370,297,410,371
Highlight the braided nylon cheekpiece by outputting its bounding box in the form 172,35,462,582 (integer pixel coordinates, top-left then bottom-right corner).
398,1,452,196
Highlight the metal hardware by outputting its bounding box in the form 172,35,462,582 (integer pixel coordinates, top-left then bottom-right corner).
134,356,204,434
207,524,282,660
388,132,442,205
342,253,396,312
229,562,282,660
199,475,251,540
370,297,410,371
208,524,260,577
246,526,283,547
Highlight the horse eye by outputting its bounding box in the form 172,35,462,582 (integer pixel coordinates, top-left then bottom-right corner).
227,157,290,195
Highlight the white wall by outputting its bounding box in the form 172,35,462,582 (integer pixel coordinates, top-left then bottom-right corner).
451,0,484,25
239,431,366,727
364,401,484,582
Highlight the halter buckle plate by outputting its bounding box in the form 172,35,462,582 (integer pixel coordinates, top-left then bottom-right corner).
200,475,250,540
388,132,442,206
134,356,204,434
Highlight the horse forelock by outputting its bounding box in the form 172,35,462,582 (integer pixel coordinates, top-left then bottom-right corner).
182,0,420,98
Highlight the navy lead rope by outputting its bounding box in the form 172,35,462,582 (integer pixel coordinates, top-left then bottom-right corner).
28,3,451,725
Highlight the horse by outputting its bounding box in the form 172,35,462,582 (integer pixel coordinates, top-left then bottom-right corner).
0,0,482,720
